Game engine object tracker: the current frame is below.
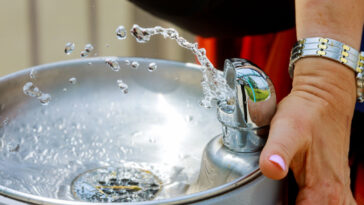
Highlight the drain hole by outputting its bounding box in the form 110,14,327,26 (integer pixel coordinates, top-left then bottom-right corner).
71,167,162,203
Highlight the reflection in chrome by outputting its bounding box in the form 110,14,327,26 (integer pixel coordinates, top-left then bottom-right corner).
218,58,277,152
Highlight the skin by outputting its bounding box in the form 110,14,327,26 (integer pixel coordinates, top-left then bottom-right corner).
259,0,364,204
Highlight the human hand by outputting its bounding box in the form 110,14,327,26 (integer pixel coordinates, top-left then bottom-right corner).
259,58,357,204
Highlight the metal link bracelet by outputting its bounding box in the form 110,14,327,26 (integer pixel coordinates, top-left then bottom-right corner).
289,37,364,103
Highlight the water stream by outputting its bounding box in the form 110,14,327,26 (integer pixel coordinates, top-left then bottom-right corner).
130,24,233,108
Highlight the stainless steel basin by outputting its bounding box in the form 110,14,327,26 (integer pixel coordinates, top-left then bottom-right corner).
0,57,283,204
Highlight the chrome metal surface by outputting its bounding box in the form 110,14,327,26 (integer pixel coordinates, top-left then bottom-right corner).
218,58,276,152
190,135,261,192
0,57,282,204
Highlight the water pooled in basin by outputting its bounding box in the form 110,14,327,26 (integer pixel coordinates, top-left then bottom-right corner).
71,166,162,203
130,24,233,108
6,140,19,152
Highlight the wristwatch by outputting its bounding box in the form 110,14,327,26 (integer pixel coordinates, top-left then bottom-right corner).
289,37,364,102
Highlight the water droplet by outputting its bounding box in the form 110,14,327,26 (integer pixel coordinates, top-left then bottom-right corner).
217,99,235,114
69,77,77,85
65,42,75,55
185,115,193,122
130,24,152,43
116,25,127,40
7,140,19,152
124,60,130,65
2,118,9,126
38,93,51,105
117,80,128,94
105,57,120,72
131,61,139,69
148,137,156,143
30,69,37,79
200,99,212,109
84,43,94,52
23,82,41,97
63,88,67,92
178,154,188,159
163,28,178,39
148,62,157,72
80,50,89,57
0,122,5,139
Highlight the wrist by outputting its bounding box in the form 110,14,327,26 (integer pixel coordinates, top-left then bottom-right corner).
292,58,357,109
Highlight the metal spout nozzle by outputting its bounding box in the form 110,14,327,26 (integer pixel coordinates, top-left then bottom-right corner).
217,58,277,152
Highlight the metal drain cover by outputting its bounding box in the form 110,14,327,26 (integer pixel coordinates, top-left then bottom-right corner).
71,167,162,203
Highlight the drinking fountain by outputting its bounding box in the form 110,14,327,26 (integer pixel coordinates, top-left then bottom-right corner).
0,57,284,204
189,58,278,193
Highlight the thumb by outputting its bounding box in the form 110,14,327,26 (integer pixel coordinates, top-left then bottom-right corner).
259,97,309,180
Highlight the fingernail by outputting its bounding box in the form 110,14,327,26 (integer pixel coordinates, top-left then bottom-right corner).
269,154,286,171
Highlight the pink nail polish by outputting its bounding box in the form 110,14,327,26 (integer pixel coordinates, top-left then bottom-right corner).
269,155,286,171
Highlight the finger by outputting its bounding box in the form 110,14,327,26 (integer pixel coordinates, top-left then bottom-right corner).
259,99,309,180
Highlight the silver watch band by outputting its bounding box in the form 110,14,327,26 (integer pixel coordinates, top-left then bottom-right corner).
357,51,364,102
289,37,364,103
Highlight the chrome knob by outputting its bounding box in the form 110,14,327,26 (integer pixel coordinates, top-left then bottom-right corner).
217,58,277,152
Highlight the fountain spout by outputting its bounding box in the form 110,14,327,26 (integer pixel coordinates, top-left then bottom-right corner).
217,58,277,152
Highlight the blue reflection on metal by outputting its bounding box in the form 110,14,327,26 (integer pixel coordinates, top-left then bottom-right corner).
243,76,256,102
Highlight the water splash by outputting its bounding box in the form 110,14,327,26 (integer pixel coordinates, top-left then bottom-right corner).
6,139,19,152
116,25,127,40
105,57,120,72
117,80,128,94
84,44,94,53
130,25,233,108
38,93,51,105
64,42,75,55
148,62,157,72
29,69,37,79
23,82,51,105
185,115,194,122
23,82,42,98
80,44,94,57
80,51,89,58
